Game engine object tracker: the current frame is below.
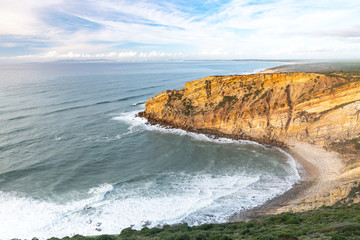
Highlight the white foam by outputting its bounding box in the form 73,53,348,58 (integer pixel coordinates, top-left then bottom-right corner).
113,111,300,183
0,169,297,239
273,147,301,183
112,110,263,147
11,111,294,238
131,101,146,107
0,184,114,240
112,110,147,130
88,183,114,195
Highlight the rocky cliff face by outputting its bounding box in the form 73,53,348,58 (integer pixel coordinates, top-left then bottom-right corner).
139,73,360,148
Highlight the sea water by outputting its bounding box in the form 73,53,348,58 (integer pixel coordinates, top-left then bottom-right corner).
0,61,300,239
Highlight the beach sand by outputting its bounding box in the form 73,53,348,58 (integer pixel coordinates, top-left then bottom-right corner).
230,142,346,221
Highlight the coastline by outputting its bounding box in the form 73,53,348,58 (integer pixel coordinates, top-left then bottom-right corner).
40,62,360,239
139,62,360,221
140,110,346,221
230,142,345,221
141,108,350,221
228,62,352,219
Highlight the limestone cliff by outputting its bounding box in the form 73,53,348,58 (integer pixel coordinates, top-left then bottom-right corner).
139,73,360,148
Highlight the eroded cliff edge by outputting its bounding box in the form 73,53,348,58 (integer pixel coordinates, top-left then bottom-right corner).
139,72,360,213
139,72,360,148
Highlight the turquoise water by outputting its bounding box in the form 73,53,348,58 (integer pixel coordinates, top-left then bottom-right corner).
0,61,299,239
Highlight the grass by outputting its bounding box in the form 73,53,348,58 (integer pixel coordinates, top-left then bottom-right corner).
267,61,360,73
47,202,360,240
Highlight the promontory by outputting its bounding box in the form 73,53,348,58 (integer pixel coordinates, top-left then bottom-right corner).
139,69,360,214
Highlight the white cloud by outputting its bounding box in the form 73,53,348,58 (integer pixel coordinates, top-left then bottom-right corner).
0,0,359,60
118,51,137,58
0,0,63,35
0,42,19,47
4,50,184,62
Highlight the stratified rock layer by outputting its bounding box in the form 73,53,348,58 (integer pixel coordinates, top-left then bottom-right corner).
139,73,360,148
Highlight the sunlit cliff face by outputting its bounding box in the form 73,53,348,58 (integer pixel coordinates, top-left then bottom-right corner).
140,73,360,147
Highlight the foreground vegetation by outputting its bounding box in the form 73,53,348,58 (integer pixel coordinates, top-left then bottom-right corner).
47,202,360,240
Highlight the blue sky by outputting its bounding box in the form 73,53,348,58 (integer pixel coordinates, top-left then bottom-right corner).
0,0,359,61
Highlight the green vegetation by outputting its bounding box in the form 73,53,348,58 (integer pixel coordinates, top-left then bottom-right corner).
327,77,360,90
252,89,264,101
329,136,360,155
215,95,238,110
48,203,360,240
254,89,263,96
267,61,360,73
166,91,184,108
313,100,358,122
182,99,195,116
252,90,267,104
259,92,267,100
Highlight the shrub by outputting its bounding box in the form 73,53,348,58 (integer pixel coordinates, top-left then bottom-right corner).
94,235,116,240
119,228,136,238
194,233,207,240
174,233,190,240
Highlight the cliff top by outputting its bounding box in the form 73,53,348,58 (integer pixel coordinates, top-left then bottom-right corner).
262,61,360,74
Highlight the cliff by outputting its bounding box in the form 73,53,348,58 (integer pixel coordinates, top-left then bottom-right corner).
139,72,360,148
138,72,360,212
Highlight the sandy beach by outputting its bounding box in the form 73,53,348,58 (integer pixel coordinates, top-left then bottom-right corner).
279,143,346,211
230,142,347,221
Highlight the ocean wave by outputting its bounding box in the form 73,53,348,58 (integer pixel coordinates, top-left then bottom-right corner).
0,167,297,240
126,84,164,93
113,110,264,147
131,101,146,106
0,126,33,137
275,147,301,182
113,111,300,183
43,94,149,116
88,183,114,195
0,183,115,240
0,113,300,239
7,114,32,121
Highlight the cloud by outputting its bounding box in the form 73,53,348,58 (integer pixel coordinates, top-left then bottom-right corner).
0,42,19,47
0,0,359,60
316,25,360,38
5,50,184,62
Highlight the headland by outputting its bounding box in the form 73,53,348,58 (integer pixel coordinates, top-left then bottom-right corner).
138,63,360,217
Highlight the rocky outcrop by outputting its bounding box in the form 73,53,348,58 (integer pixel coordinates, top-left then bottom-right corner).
139,73,360,148
138,72,360,214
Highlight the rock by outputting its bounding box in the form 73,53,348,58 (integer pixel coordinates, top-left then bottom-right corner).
139,73,360,148
139,72,360,212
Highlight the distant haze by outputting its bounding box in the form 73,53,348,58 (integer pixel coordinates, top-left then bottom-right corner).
0,0,360,62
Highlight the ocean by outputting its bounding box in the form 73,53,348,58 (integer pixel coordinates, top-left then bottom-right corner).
0,61,300,239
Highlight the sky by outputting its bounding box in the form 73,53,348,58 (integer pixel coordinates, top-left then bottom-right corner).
0,0,360,62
